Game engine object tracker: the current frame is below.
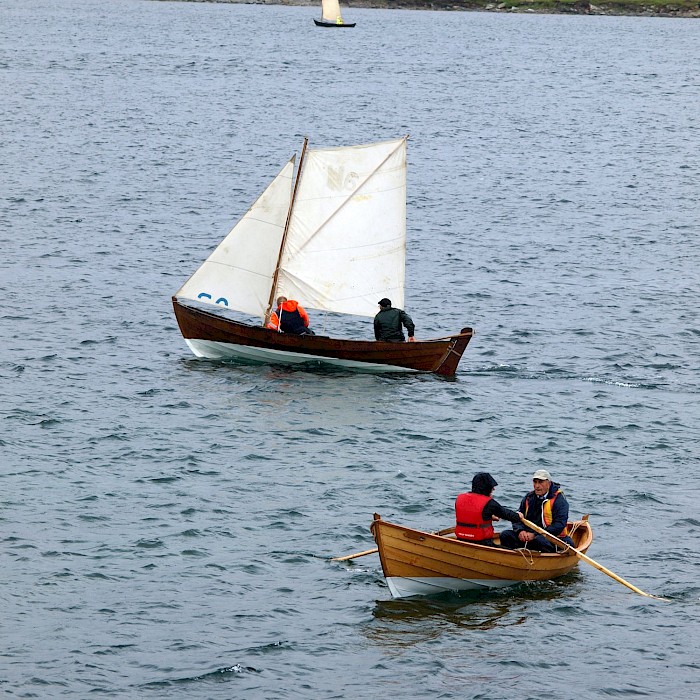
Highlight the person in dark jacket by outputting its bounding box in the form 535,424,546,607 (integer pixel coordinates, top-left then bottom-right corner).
454,472,521,547
373,298,415,342
500,469,575,552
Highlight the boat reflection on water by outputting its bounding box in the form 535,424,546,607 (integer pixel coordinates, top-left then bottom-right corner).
363,572,586,649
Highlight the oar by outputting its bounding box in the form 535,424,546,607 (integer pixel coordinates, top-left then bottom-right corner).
519,516,668,601
331,547,378,562
332,526,456,562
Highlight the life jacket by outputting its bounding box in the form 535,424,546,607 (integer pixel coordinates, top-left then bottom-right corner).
524,489,569,537
268,300,309,334
455,492,494,541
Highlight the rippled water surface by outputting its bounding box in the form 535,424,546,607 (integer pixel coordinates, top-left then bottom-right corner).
2,1,699,697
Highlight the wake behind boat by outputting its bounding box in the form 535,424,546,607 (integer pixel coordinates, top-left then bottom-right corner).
370,514,593,598
172,137,474,376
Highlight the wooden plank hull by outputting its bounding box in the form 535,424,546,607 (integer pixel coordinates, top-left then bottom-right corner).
370,515,593,598
172,298,473,376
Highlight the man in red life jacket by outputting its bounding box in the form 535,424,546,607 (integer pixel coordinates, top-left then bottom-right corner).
267,296,315,335
500,470,576,552
455,472,521,546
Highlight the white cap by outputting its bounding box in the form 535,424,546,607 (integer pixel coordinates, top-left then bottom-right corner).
532,469,551,481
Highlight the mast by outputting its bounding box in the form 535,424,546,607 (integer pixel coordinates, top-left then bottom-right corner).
264,137,309,325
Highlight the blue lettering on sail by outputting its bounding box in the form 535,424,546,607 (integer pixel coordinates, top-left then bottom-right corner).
197,292,228,306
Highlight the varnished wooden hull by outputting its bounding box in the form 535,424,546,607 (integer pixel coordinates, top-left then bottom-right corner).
173,298,473,376
370,515,593,598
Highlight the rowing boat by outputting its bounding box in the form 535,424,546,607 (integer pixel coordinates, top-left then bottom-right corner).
369,513,593,598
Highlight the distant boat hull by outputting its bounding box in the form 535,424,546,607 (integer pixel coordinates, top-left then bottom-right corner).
370,515,593,598
314,19,356,27
173,298,473,376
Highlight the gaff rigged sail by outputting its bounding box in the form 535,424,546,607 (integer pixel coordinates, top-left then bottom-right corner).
277,137,407,318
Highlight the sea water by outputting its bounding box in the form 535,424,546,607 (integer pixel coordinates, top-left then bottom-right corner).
1,1,699,697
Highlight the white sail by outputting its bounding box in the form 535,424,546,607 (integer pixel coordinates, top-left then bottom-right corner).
277,137,407,318
321,0,343,23
176,158,295,319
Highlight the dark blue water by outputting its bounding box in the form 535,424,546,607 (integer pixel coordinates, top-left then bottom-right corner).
2,1,699,697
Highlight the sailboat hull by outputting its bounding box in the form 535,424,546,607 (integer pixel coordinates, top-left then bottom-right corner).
173,298,473,376
314,19,356,27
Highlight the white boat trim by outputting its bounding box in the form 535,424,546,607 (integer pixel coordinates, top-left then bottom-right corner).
386,576,518,598
185,338,420,373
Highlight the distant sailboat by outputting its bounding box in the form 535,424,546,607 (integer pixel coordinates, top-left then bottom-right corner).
314,0,356,27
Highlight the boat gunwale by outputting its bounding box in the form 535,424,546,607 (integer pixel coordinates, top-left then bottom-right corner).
174,297,472,347
371,517,593,560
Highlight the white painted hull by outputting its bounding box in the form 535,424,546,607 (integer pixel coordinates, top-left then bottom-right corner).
185,338,419,373
386,576,518,599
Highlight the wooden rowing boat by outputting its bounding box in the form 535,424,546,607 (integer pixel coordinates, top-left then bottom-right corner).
370,513,593,598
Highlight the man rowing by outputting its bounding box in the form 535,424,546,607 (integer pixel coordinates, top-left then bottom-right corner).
500,469,576,552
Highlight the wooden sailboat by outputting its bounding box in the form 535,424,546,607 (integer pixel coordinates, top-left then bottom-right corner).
172,137,474,376
314,0,355,27
370,514,593,598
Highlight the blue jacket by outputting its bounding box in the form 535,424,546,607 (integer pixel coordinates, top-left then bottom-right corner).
511,481,570,537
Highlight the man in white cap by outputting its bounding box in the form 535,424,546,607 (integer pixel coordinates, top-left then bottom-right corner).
499,469,575,552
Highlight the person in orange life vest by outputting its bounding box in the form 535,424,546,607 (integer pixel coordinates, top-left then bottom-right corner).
267,296,315,335
499,469,575,553
455,472,521,546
